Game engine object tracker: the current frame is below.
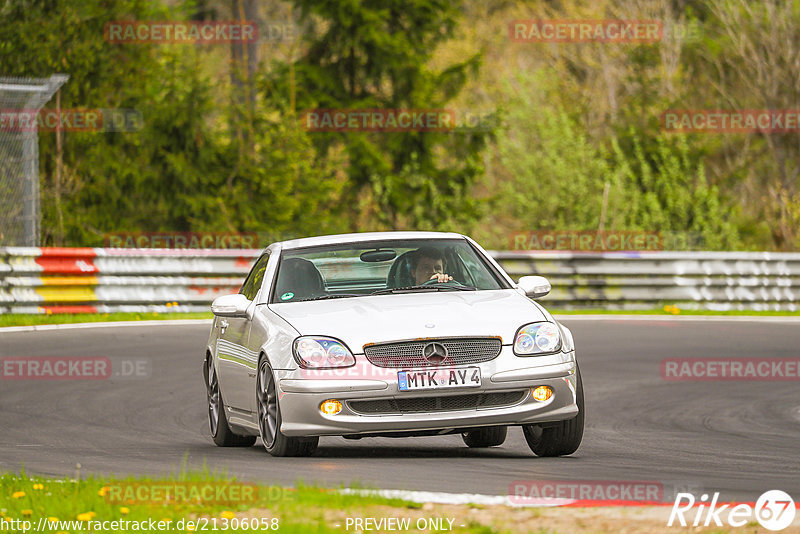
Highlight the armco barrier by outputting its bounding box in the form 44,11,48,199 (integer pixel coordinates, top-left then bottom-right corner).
0,247,259,314
0,248,798,314
493,251,800,311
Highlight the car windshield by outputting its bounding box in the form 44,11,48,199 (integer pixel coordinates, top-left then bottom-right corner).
270,239,507,303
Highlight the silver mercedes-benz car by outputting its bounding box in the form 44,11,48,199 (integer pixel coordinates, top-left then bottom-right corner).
203,232,584,457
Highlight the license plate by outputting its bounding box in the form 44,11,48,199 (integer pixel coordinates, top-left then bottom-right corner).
397,367,481,391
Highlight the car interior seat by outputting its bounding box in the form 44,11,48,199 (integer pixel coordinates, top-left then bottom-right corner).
274,257,325,301
386,251,417,288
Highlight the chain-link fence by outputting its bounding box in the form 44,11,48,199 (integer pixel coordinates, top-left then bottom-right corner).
0,74,68,246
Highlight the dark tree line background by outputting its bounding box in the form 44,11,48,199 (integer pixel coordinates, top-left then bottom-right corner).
0,0,797,250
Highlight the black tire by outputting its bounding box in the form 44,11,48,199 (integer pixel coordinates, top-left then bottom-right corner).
522,364,585,457
461,426,508,448
206,355,256,447
256,357,318,457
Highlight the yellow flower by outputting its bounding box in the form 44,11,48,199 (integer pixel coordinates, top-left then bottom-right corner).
220,511,235,520
32,484,44,490
12,491,25,499
48,517,59,523
21,510,32,518
98,486,110,497
119,507,130,515
77,512,93,522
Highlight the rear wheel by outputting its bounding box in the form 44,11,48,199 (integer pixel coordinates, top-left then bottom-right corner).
256,357,318,457
522,364,585,457
206,355,256,447
461,426,508,448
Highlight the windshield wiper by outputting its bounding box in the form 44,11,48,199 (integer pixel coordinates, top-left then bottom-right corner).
310,293,363,301
371,284,476,295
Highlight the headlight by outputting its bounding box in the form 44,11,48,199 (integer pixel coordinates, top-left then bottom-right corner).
513,322,562,355
558,323,574,353
293,336,356,369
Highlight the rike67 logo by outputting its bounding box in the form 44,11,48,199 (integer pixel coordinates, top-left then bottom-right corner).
668,490,796,531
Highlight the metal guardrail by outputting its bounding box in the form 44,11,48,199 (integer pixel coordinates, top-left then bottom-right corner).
1,248,798,314
0,247,258,314
493,251,800,311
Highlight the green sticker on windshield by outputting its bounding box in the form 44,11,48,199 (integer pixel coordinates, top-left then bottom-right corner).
280,292,294,301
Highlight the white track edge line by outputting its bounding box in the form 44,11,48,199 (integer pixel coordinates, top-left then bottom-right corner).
339,488,571,507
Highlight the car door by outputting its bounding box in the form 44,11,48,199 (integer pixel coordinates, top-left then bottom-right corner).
216,252,269,412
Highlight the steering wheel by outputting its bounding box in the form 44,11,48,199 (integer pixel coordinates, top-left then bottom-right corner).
421,277,460,286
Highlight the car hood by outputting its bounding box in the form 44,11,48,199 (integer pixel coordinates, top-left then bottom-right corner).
268,289,546,352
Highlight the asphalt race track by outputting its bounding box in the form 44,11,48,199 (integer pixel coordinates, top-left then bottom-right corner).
1,318,798,502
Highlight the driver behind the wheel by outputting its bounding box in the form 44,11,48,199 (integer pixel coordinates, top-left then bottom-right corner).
412,247,453,284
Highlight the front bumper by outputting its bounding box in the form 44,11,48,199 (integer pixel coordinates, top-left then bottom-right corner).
276,351,579,437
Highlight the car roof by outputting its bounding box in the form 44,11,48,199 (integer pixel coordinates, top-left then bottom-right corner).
271,231,467,251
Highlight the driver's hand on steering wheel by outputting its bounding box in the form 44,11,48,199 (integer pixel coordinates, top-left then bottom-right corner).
429,273,453,283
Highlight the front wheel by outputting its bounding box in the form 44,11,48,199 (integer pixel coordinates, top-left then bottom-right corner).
522,364,585,457
256,358,318,457
206,355,256,447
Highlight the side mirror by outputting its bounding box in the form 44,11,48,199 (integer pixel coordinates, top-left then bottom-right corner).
517,275,551,299
211,293,251,317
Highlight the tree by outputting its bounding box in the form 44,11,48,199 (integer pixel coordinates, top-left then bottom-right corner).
700,0,800,249
0,0,343,245
275,0,489,231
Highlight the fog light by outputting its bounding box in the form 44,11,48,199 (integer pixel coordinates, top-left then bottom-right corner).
320,399,343,415
532,386,553,402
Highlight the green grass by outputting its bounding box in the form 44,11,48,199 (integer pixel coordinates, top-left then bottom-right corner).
2,306,799,328
0,312,213,327
0,471,504,533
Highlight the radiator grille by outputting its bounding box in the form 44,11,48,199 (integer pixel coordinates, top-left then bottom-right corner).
363,337,501,368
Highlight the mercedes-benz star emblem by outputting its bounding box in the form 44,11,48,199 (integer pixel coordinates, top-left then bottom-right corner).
422,342,448,364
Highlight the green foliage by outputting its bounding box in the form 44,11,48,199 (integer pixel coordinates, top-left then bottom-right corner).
0,0,790,251
608,131,740,250
280,0,489,230
0,0,344,246
497,97,609,231
492,68,740,250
